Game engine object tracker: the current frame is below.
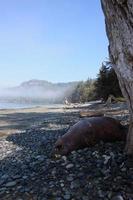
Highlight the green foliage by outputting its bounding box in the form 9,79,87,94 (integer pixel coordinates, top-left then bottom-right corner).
68,79,95,103
68,61,123,103
94,61,123,101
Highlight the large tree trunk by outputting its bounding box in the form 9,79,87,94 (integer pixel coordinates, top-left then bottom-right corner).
101,0,133,155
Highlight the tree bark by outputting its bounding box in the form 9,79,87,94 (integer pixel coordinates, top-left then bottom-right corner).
101,0,133,155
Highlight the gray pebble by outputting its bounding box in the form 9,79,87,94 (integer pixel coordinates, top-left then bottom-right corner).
22,175,28,179
0,111,131,200
0,187,6,192
64,194,71,200
66,164,74,169
5,181,17,187
111,195,124,200
1,174,9,180
67,176,74,181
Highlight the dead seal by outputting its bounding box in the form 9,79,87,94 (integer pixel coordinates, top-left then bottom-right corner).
52,116,127,157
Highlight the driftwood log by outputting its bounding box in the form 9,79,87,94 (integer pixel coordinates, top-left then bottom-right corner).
52,116,127,157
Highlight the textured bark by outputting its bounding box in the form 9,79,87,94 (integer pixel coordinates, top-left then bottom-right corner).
101,0,133,154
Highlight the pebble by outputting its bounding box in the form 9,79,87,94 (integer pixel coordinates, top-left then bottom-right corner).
0,180,6,186
5,181,17,187
0,111,132,200
22,175,28,179
70,181,80,189
82,196,89,200
60,183,64,187
1,174,9,180
0,187,6,192
111,195,124,200
66,164,74,169
103,155,111,164
67,176,74,181
12,175,21,179
64,194,71,200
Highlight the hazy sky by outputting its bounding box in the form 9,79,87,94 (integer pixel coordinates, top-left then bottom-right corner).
0,0,108,87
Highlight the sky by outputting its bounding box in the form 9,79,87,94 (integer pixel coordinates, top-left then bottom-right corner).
0,0,108,87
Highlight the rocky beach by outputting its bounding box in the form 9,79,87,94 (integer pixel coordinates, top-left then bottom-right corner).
0,102,133,200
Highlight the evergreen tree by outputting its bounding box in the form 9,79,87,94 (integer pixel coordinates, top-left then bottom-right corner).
94,61,122,101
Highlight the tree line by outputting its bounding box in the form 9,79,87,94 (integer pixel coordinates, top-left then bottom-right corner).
68,61,123,103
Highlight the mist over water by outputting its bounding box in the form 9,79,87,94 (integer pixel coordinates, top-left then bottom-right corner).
0,87,67,99
0,80,77,109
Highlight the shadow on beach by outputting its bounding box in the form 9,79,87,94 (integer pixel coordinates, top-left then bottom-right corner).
0,106,80,137
0,110,80,199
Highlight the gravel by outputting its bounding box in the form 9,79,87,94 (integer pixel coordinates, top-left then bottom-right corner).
0,111,133,200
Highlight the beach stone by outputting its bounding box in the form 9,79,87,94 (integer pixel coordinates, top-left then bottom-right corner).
66,164,74,169
60,183,64,187
19,187,25,193
0,187,6,192
98,190,105,198
0,105,132,200
62,156,67,161
24,187,30,192
0,179,5,186
120,167,126,172
66,176,74,182
70,181,80,189
1,174,9,180
64,194,71,200
103,155,111,164
22,175,28,179
111,195,124,200
5,181,17,187
75,164,80,168
42,187,47,193
6,150,12,154
17,186,23,190
12,175,21,179
59,179,64,183
0,191,6,195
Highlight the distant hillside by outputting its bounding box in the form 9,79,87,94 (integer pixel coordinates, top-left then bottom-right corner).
0,80,79,104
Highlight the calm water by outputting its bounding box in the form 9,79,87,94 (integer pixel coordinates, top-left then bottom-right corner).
0,102,64,109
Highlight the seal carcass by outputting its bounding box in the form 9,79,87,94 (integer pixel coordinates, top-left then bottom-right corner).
52,116,127,156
